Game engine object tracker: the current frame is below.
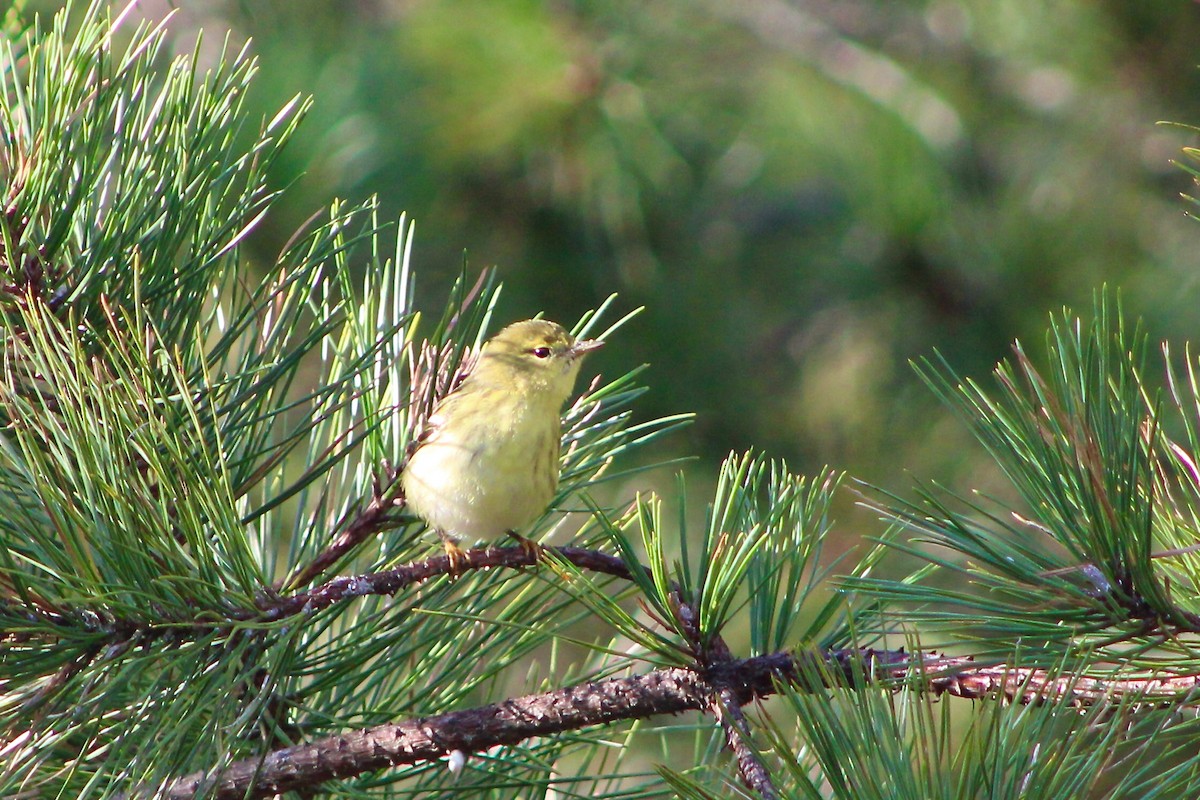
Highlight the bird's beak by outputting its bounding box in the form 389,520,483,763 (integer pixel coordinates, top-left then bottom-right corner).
571,338,604,357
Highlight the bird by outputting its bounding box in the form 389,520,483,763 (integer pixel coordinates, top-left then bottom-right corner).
401,319,603,569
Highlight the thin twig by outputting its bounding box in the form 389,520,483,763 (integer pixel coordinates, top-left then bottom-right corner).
277,477,403,592
667,584,780,800
713,686,779,800
700,633,781,800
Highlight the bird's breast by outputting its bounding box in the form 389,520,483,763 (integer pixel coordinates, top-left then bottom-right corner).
402,396,564,540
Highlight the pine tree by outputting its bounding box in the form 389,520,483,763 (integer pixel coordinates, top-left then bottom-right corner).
4,4,1200,799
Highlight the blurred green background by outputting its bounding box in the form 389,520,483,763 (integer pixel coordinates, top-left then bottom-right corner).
35,1,1200,499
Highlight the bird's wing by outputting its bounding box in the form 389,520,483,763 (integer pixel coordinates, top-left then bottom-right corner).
404,342,479,461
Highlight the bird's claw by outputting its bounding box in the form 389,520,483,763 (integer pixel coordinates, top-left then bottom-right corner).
507,530,543,563
443,538,468,576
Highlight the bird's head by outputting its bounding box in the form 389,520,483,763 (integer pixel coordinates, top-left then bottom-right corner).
475,319,603,402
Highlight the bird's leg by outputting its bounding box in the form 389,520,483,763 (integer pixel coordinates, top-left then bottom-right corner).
440,532,467,575
506,530,542,563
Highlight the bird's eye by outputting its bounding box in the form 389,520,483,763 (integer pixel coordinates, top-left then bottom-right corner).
532,346,552,359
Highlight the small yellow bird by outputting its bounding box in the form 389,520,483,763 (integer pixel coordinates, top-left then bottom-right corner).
402,319,603,565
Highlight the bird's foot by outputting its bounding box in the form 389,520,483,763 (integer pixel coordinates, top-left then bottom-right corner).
507,530,543,563
442,537,468,576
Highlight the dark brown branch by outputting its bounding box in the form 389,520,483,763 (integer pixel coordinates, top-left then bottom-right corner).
158,662,718,800
279,479,403,591
4,545,639,654
713,686,779,800
918,660,1200,705
155,648,1200,800
260,545,633,620
683,600,780,800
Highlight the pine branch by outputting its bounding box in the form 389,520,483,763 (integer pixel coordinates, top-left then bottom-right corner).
671,576,781,800
262,544,636,619
712,687,779,800
152,648,1200,799
156,663,714,799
